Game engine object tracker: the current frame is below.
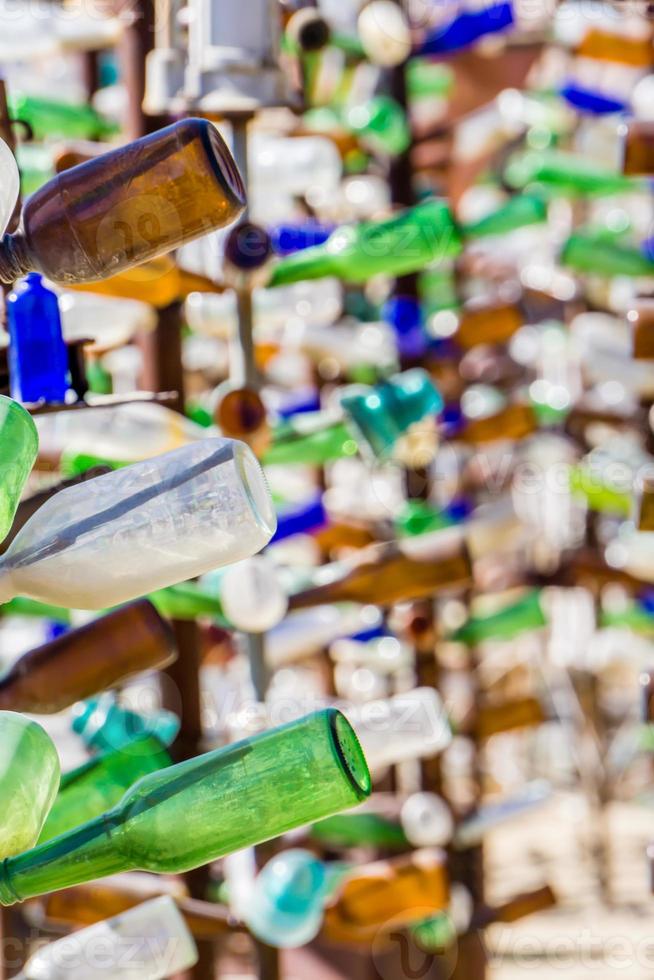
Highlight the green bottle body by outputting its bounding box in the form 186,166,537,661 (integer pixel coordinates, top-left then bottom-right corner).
561,233,654,277
0,710,370,905
450,590,547,645
462,194,547,239
39,735,172,844
0,397,38,544
8,93,117,141
269,201,462,286
0,712,60,859
264,419,358,466
505,150,644,196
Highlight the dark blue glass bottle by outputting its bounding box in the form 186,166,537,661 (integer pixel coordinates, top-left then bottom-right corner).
272,494,327,543
419,0,514,55
560,83,627,116
7,273,69,404
270,222,335,256
382,296,428,359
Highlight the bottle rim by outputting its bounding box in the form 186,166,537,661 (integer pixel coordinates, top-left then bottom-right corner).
328,709,371,801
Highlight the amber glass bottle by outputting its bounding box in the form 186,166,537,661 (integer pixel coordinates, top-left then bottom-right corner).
321,850,449,945
457,403,538,445
473,885,556,928
638,476,654,532
472,696,547,740
0,600,176,714
0,119,246,285
622,120,654,176
31,880,236,941
628,299,654,360
287,533,472,611
453,301,523,350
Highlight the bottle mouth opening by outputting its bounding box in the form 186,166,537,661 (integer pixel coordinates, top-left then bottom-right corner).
234,443,277,543
329,710,372,801
203,121,247,209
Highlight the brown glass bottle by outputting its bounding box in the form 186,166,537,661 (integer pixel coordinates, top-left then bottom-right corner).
0,118,246,285
628,299,654,360
640,669,654,722
471,885,556,929
287,534,472,611
622,120,654,176
0,600,176,714
457,403,538,445
454,301,523,350
638,475,654,532
471,695,547,740
321,850,449,946
29,878,238,942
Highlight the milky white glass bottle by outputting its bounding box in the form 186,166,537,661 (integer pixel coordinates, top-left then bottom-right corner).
17,896,198,980
0,439,276,609
36,402,207,465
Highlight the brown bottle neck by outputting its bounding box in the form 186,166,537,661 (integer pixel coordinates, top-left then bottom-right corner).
0,233,33,283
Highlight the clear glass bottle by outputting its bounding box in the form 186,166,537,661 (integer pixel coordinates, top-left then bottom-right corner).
17,896,198,980
0,439,276,609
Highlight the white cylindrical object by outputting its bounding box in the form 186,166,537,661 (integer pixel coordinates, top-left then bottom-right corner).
22,896,198,979
214,556,289,633
0,440,276,609
345,688,452,770
401,793,455,848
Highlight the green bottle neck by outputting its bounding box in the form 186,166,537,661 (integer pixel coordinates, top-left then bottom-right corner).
263,420,355,466
268,243,336,287
0,813,126,906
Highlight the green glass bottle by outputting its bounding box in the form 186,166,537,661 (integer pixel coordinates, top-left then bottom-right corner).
561,233,654,277
449,591,547,645
601,603,654,634
264,418,357,467
407,59,453,101
148,582,228,622
38,735,173,845
0,396,38,544
269,201,462,287
345,96,411,156
15,144,55,197
1,710,370,905
569,465,631,517
61,452,126,477
8,92,118,142
265,370,442,465
311,812,408,850
0,596,71,622
504,150,645,196
0,712,60,859
461,194,547,239
394,500,455,537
